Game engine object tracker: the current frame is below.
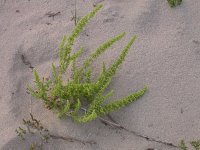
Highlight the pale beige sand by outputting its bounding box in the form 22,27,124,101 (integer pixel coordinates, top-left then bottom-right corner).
0,0,200,149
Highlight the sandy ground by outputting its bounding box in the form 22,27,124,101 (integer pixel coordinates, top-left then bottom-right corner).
0,0,200,149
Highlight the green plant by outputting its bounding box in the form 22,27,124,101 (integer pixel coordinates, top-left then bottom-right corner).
28,4,147,123
179,140,188,150
16,114,96,149
16,113,50,149
190,141,200,150
167,0,182,7
179,140,200,150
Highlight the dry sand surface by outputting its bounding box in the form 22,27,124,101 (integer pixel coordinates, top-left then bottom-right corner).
0,0,200,149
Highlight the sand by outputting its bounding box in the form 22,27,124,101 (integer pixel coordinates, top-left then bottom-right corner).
0,0,200,149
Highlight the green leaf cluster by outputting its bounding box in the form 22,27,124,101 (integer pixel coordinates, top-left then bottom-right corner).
28,4,147,123
167,0,182,7
179,140,200,150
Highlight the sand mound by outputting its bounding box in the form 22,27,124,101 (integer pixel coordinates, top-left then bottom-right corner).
1,0,200,149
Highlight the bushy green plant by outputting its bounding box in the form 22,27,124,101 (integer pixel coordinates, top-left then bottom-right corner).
28,4,147,123
167,0,182,7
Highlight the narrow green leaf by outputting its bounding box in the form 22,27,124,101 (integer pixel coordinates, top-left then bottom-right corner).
73,110,97,123
98,86,147,115
84,32,126,68
58,100,70,118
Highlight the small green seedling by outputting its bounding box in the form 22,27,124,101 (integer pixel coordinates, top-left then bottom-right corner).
16,113,50,142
